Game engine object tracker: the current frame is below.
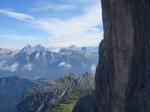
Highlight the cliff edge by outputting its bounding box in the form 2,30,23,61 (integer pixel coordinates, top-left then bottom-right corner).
96,0,150,112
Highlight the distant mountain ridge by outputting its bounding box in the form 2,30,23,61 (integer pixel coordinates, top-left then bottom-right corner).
0,45,98,79
0,48,18,61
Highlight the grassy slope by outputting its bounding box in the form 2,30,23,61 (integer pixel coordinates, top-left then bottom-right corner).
51,98,77,112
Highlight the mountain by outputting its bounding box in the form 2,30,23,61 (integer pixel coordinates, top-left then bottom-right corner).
17,72,94,112
95,1,150,112
0,45,98,79
0,71,94,112
0,76,37,112
0,48,17,61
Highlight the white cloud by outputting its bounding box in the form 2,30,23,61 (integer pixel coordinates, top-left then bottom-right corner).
67,0,99,3
9,63,19,72
91,64,96,73
33,3,102,47
0,34,45,49
0,1,103,48
35,4,102,37
0,9,34,21
50,48,61,53
44,34,103,47
32,3,77,12
31,0,100,12
0,62,19,72
0,34,38,41
53,4,77,11
59,61,72,69
23,63,33,71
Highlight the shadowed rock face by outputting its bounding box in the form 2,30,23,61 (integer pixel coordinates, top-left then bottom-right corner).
72,95,96,112
96,0,150,112
0,77,36,112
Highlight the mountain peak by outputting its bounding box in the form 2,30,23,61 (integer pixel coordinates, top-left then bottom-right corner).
24,45,32,48
22,45,33,50
20,45,34,54
34,44,45,52
67,45,79,51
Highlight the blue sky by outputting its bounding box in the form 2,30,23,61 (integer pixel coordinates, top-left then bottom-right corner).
0,0,103,49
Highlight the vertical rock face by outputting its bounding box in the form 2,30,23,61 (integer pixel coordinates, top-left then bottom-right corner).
96,0,150,112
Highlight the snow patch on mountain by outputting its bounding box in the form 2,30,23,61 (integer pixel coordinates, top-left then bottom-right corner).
51,48,60,53
9,63,19,72
20,45,34,55
35,52,40,59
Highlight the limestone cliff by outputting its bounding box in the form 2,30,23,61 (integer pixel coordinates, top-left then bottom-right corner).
96,0,150,112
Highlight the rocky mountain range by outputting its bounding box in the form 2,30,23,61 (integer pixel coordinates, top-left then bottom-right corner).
0,45,98,79
0,72,94,112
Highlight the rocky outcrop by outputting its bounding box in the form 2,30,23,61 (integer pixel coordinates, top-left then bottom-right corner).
96,0,150,112
17,92,54,112
17,73,95,112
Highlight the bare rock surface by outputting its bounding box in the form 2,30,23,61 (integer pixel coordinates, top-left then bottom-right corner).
96,0,150,112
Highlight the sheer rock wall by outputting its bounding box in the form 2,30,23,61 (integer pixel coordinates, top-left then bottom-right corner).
95,0,150,112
